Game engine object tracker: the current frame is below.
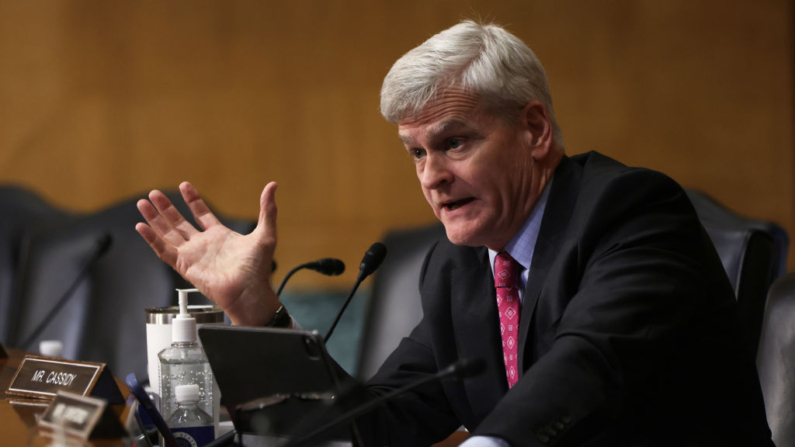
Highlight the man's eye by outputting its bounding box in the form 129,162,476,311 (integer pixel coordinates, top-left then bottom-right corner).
447,139,462,149
411,148,426,159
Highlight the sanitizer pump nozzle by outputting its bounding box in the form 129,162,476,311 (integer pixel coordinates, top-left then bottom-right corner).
172,288,199,344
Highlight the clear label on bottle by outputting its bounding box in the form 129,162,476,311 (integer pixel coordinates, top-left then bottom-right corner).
173,425,215,447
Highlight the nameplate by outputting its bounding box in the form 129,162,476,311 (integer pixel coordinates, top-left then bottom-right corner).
38,391,126,439
6,355,124,404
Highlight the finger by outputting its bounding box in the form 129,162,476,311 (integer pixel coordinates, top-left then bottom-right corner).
135,222,178,267
148,189,199,239
257,182,278,244
180,182,222,230
137,198,177,239
141,193,186,247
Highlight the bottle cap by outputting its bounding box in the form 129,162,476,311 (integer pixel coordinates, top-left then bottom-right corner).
172,288,199,343
39,340,63,357
175,384,201,402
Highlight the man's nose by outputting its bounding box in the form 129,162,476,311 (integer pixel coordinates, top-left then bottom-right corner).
420,153,453,190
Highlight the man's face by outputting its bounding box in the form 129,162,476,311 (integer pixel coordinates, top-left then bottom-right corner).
398,89,542,251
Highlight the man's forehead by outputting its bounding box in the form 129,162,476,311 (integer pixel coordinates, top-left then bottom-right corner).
401,90,480,124
398,119,474,144
397,89,483,143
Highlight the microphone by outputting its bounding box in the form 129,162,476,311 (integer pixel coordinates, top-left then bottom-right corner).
309,258,346,276
276,258,346,297
324,243,387,343
20,233,114,351
438,357,487,379
285,358,486,447
357,242,387,282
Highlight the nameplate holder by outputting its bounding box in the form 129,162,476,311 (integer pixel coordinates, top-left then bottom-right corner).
0,341,7,358
6,355,124,404
38,391,126,439
9,398,51,427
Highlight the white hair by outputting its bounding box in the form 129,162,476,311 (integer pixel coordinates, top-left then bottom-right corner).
380,20,563,144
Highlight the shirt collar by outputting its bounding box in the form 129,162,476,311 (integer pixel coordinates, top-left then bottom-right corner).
488,177,552,273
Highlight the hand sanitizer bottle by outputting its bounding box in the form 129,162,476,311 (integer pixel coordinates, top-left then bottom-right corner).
167,384,215,447
158,289,216,438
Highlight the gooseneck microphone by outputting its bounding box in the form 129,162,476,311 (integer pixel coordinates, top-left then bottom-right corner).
276,258,346,297
324,242,387,343
20,233,114,351
356,242,387,282
286,358,487,447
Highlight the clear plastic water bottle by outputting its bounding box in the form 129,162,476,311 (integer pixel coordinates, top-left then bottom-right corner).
159,339,215,424
167,384,215,447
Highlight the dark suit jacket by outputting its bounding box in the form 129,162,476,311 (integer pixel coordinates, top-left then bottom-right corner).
361,152,773,446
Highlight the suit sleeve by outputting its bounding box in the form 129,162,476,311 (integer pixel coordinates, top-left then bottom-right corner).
473,170,749,446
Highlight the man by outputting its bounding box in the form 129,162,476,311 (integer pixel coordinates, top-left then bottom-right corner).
137,21,773,446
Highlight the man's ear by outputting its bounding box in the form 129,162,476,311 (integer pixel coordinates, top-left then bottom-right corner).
522,101,554,160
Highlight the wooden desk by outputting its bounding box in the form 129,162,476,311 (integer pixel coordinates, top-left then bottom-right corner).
1,348,130,446
1,348,469,446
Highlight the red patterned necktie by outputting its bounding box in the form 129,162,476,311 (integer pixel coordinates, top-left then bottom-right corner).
495,252,521,388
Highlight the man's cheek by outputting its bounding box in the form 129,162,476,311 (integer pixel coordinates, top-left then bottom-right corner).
421,190,435,211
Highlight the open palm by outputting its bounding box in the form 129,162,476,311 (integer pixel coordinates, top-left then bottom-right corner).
135,182,280,326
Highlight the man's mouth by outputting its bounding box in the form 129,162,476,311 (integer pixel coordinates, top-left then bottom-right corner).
441,198,475,211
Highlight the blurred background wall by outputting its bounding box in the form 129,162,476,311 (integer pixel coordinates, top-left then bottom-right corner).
0,0,792,290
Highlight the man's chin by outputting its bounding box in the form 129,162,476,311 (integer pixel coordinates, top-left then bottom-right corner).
443,226,483,247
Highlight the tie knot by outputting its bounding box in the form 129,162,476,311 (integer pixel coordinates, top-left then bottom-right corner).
494,252,519,289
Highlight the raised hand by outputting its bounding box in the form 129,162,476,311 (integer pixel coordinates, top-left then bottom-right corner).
135,181,280,326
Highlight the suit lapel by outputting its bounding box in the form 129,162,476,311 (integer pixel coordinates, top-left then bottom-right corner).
451,246,507,423
517,156,580,373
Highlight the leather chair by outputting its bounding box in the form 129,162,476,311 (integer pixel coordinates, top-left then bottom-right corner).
757,273,795,446
9,192,255,379
358,191,788,379
356,223,446,380
0,186,76,344
686,190,789,355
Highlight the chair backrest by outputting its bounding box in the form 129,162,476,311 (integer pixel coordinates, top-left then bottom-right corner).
9,191,256,380
0,186,76,344
358,191,790,379
356,223,445,380
757,273,795,446
686,190,789,354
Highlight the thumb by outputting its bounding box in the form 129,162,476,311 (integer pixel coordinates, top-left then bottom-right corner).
257,182,278,243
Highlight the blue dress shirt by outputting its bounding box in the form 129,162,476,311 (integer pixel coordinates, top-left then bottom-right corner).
462,180,551,447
